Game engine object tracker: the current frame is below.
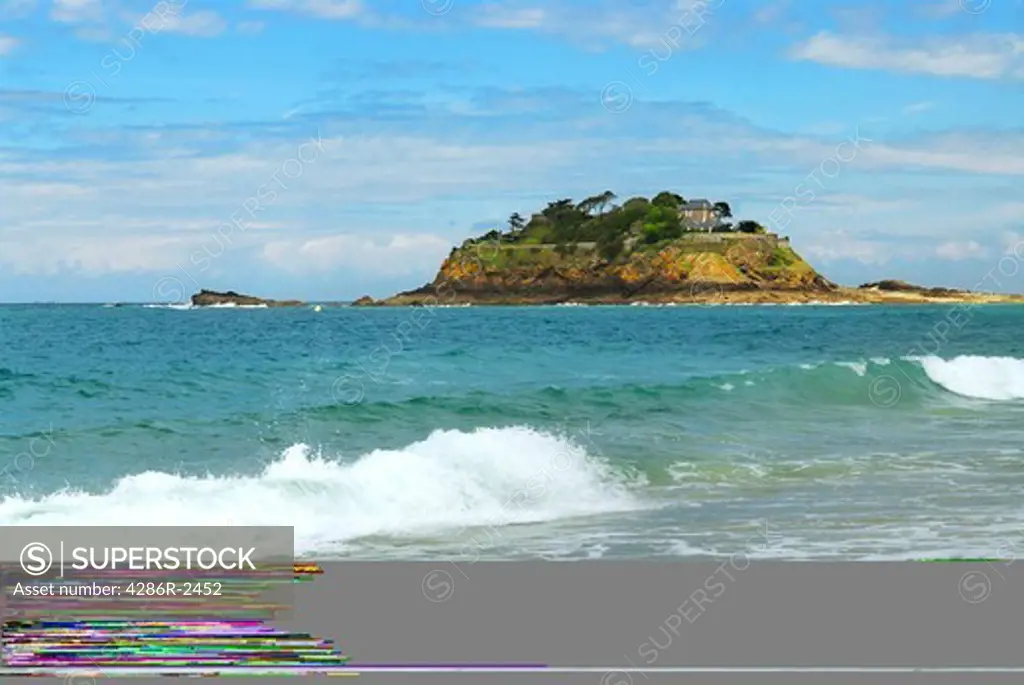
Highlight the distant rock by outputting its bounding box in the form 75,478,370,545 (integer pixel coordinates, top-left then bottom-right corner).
190,289,304,307
858,280,918,291
351,295,376,306
857,280,962,296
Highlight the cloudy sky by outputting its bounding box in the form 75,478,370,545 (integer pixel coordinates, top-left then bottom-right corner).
0,0,1022,302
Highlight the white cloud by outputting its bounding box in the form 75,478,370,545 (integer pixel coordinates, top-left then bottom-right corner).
802,233,895,265
473,6,547,29
637,127,1024,176
935,240,988,261
901,101,934,115
857,139,1024,175
469,0,724,50
2,0,36,16
262,233,452,275
915,0,968,18
5,181,96,199
0,35,19,55
0,214,292,276
242,0,723,50
0,234,196,275
752,1,788,24
247,0,364,20
49,1,225,38
989,202,1024,224
789,193,916,214
50,0,103,23
156,10,228,38
789,31,1024,80
1002,231,1024,254
0,133,581,276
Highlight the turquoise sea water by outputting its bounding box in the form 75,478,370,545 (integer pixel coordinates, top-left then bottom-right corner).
2,302,1024,560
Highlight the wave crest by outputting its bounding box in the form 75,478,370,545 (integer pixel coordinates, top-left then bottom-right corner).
915,355,1024,400
0,427,643,555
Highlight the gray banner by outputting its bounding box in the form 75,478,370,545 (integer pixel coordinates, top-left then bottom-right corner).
5,559,1024,677
0,526,294,620
280,560,1024,669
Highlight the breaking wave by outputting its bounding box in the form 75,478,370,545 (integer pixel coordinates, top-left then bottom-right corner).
0,427,644,556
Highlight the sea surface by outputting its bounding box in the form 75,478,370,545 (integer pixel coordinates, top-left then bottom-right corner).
2,302,1023,560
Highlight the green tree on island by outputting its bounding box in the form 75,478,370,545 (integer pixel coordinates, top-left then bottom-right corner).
575,194,605,216
736,220,765,234
464,190,753,260
622,197,651,211
507,212,526,234
542,199,577,222
640,205,684,244
594,190,617,215
652,191,685,209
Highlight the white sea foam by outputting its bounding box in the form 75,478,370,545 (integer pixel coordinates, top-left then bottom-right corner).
204,303,268,309
0,427,643,557
144,302,270,309
914,355,1024,400
834,361,868,376
783,301,865,306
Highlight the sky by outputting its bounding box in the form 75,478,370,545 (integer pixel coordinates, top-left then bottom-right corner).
0,0,1022,303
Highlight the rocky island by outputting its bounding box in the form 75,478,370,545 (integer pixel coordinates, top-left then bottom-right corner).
353,191,1024,306
190,289,304,307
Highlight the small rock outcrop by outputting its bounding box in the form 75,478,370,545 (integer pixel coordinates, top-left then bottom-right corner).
858,280,963,296
190,289,304,307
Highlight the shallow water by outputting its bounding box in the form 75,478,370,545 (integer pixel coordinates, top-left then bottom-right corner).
2,302,1022,559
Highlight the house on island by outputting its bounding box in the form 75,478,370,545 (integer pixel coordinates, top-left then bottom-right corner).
679,198,720,232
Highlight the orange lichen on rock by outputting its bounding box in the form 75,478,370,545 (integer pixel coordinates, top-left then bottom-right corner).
651,247,692,282
687,253,743,283
438,257,482,282
615,263,645,283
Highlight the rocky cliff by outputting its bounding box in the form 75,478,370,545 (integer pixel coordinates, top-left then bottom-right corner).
355,235,1024,306
360,233,844,306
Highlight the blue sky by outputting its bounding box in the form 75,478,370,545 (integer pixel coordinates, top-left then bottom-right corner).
0,0,1022,302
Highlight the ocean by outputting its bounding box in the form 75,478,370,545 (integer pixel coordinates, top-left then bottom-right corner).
1,302,1022,561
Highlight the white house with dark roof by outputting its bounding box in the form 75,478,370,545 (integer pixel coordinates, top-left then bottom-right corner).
679,198,721,231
